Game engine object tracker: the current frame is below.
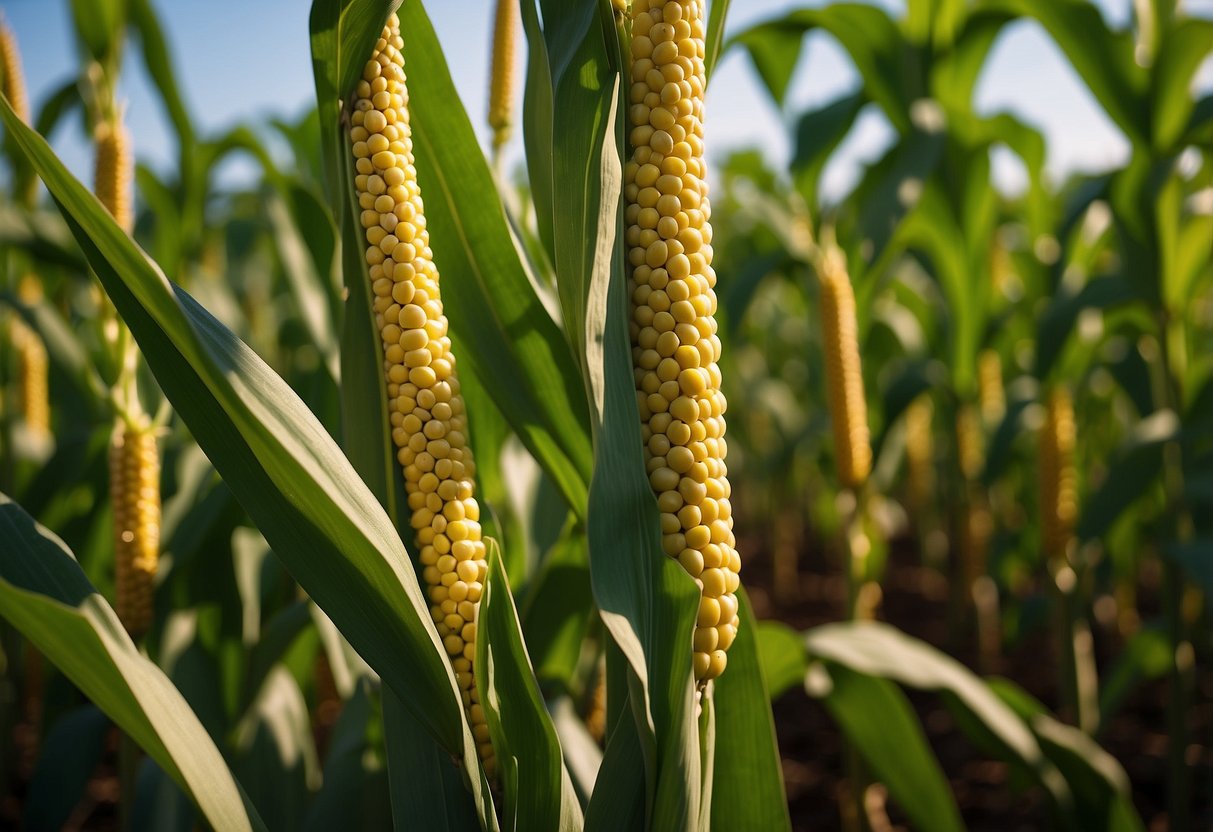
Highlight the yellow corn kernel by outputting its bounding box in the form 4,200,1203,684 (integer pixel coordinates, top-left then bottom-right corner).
349,13,493,777
627,0,739,684
110,422,160,639
977,349,1005,427
94,120,133,232
0,15,29,124
1039,386,1077,563
903,395,933,510
487,0,518,153
10,318,48,441
818,246,871,490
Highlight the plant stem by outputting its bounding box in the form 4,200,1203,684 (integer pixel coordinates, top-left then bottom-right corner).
840,486,870,832
1164,558,1193,832
118,729,138,831
1153,311,1195,831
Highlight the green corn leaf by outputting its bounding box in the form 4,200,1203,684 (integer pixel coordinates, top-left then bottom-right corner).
805,621,1077,816
1150,18,1213,152
809,665,964,832
989,678,1143,831
0,496,266,832
704,0,733,81
580,90,702,832
22,706,111,831
728,4,916,132
754,619,808,700
985,0,1149,145
711,590,791,832
303,680,393,831
0,93,489,799
127,0,196,152
397,0,594,517
233,668,321,831
476,543,583,831
790,91,865,211
383,692,485,832
1078,409,1179,542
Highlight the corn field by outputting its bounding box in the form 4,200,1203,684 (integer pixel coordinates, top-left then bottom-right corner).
0,0,1209,829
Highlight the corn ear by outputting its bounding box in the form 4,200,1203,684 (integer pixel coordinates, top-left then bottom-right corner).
585,667,606,745
818,245,871,490
978,349,1005,427
94,119,133,233
625,0,740,683
349,13,494,776
955,403,982,482
487,0,518,154
1039,386,1077,562
0,15,29,124
11,317,48,441
110,421,160,639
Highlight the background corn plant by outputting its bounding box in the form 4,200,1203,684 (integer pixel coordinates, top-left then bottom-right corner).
0,0,1208,830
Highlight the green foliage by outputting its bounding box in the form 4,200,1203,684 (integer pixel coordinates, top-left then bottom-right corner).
0,0,1209,828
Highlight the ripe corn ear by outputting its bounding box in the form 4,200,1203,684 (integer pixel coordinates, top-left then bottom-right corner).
0,16,29,123
94,120,133,233
487,0,517,154
110,422,160,639
11,318,48,440
1039,386,1077,563
977,349,1005,427
955,403,982,482
818,246,871,490
585,667,606,745
626,0,740,683
349,13,494,776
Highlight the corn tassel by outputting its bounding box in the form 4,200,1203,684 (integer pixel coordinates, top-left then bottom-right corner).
626,0,740,683
0,15,29,124
1039,386,1077,563
904,395,933,510
94,119,133,233
349,13,493,776
977,349,1005,427
487,0,518,154
110,422,160,639
818,246,871,490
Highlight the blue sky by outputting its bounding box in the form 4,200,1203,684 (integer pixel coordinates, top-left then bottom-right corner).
2,0,1212,200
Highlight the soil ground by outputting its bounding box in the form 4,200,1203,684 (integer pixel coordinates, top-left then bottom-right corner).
739,527,1213,832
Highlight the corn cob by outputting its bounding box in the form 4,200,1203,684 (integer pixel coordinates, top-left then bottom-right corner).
955,403,982,482
487,0,518,154
11,318,48,440
2,26,47,442
0,15,29,124
1039,386,1077,563
977,349,1005,427
349,14,494,776
110,421,160,639
904,395,933,510
94,119,133,233
818,245,871,490
626,0,740,683
585,665,606,745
